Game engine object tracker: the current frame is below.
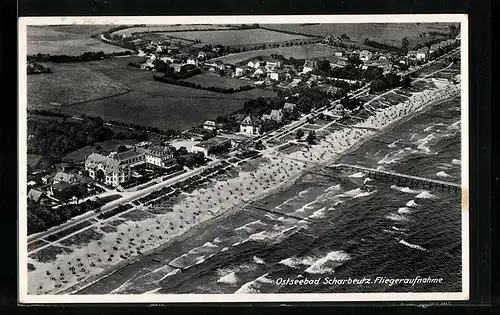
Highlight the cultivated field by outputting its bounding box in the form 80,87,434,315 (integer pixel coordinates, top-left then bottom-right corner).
212,43,339,65
182,73,254,89
27,58,276,130
27,26,130,56
111,25,236,37
262,23,456,49
161,29,310,46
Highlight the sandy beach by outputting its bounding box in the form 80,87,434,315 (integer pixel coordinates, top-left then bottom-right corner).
27,78,460,295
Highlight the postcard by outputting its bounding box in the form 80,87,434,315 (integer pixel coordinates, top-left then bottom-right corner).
18,14,468,303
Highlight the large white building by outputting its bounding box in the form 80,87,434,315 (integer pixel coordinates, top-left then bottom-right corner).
85,152,133,187
240,115,261,136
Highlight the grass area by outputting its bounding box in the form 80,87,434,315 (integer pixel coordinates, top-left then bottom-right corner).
183,73,253,89
45,220,93,242
163,29,310,46
27,62,130,109
119,209,154,222
213,44,340,65
108,219,126,227
27,154,43,168
27,240,48,252
97,204,134,220
239,156,271,173
262,23,455,49
29,59,276,130
29,245,72,263
27,26,129,56
98,194,123,203
59,227,104,248
111,24,235,37
99,225,117,233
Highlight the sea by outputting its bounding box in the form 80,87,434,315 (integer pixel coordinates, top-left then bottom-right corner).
79,98,462,295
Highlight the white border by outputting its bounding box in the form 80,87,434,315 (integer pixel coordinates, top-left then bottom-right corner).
18,14,469,304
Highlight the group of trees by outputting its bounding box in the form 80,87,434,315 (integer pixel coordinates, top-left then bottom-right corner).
369,72,403,93
207,141,232,156
28,115,151,165
27,199,105,235
173,147,206,168
363,39,404,54
27,50,133,63
106,119,179,139
27,62,52,74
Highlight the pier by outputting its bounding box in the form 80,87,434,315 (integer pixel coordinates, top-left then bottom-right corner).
329,164,461,193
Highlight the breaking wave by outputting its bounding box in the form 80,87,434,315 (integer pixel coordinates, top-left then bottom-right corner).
304,251,351,274
436,171,452,178
399,239,427,251
217,272,239,284
397,207,412,214
406,200,418,207
391,185,420,194
415,191,437,199
349,172,366,178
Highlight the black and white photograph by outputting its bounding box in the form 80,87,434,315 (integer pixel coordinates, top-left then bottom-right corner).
18,15,468,303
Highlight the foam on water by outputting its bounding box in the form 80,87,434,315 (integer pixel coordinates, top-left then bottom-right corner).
221,247,229,252
452,159,461,165
388,139,401,148
399,239,427,252
309,207,327,219
363,178,373,185
349,172,366,178
324,184,341,193
352,190,377,199
406,200,418,207
391,185,421,194
234,273,270,294
397,207,412,214
424,126,434,132
253,256,265,264
217,272,239,284
378,153,399,165
447,120,461,130
385,213,409,222
304,251,351,274
436,171,452,178
279,256,316,268
415,191,438,199
203,242,218,248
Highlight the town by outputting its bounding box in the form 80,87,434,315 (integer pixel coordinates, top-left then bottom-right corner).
25,22,462,295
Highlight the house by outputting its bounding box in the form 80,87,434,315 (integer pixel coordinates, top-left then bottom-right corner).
262,109,283,122
85,152,132,187
302,60,316,74
41,174,53,184
190,137,232,157
203,120,217,130
416,47,429,61
234,67,245,77
197,51,207,60
27,180,37,187
186,56,199,66
160,56,174,63
334,51,344,57
267,72,280,81
407,50,418,60
172,63,184,72
283,102,296,112
28,188,45,203
253,68,265,77
239,115,261,136
53,171,77,184
265,59,282,70
359,50,373,62
138,145,176,168
247,60,261,69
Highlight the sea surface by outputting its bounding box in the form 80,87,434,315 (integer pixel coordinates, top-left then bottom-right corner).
79,98,462,295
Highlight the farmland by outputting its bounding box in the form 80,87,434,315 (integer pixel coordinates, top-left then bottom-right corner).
182,73,254,89
212,44,340,65
262,23,456,49
27,26,130,56
27,58,276,131
161,29,311,46
111,25,236,37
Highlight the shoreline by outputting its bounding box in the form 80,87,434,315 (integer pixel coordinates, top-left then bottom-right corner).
36,81,460,295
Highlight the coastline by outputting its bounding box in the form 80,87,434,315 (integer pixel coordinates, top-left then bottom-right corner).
61,86,460,295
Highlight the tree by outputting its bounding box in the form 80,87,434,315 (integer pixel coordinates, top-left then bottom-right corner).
95,169,105,183
316,59,331,72
254,140,265,150
296,129,304,140
402,76,412,89
401,37,410,52
306,131,316,145
340,34,350,41
116,145,128,153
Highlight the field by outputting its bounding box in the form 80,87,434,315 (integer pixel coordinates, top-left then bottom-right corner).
111,25,236,37
27,58,276,130
27,26,130,56
161,29,310,46
64,139,141,162
182,73,254,89
213,44,340,65
27,62,130,109
262,23,456,49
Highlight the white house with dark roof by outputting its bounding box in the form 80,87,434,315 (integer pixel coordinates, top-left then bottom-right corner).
239,115,261,136
359,50,373,62
262,109,283,122
85,152,132,187
53,171,77,184
283,102,297,112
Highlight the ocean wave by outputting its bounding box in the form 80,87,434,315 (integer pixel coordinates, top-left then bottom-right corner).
275,188,314,210
353,190,377,199
392,226,408,232
415,191,437,199
348,172,366,178
304,251,350,274
217,272,239,284
436,171,452,178
203,242,218,248
406,200,418,207
399,239,427,251
324,184,341,193
279,256,316,268
447,120,461,130
221,247,229,252
264,213,278,220
391,185,420,194
385,213,409,222
423,125,434,132
452,159,461,165
388,139,401,148
397,207,412,214
195,256,206,265
309,207,327,219
339,188,375,199
234,273,270,294
363,178,373,185
253,256,265,264
234,220,267,233
378,153,399,165
158,268,181,282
